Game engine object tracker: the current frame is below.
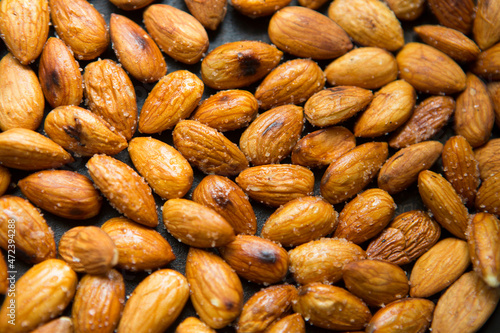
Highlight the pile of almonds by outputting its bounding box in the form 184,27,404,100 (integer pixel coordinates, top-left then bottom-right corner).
0,0,500,332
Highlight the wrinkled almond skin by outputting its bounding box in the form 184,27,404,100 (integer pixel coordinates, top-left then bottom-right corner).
235,164,314,207
237,284,297,333
139,71,204,133
44,105,128,157
109,0,155,10
473,0,500,51
0,128,73,170
0,53,44,131
397,42,467,94
418,170,470,239
378,141,444,194
268,6,352,59
87,154,158,227
0,195,56,264
427,0,474,34
335,189,396,244
255,59,325,110
186,248,244,329
264,313,305,333
488,81,500,128
431,271,500,333
476,173,500,215
72,270,125,333
240,105,303,165
31,317,73,333
0,166,10,196
191,90,258,132
232,0,290,17
144,4,208,64
385,0,425,20
366,298,435,333
410,238,471,298
173,120,249,176
101,217,175,272
0,259,77,333
38,37,83,108
389,96,455,149
192,175,257,235
163,198,235,248
293,283,372,331
320,142,388,205
474,138,500,180
18,170,102,220
118,269,190,333
288,238,366,285
83,59,137,141
128,137,193,199
110,14,166,83
201,41,283,90
49,0,109,60
185,0,227,30
328,0,404,51
219,235,288,284
175,317,216,333
472,43,500,81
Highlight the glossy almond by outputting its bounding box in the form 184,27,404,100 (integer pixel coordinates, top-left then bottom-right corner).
185,0,227,30
232,0,290,17
108,0,155,10
474,138,500,180
488,81,500,128
427,0,474,34
264,313,305,333
385,0,425,20
471,43,500,81
0,166,10,196
476,173,500,215
175,317,216,333
31,317,73,333
473,0,500,51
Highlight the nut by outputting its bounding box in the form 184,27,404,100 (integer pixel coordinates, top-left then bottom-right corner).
474,138,500,180
385,0,425,20
231,0,290,18
472,0,500,51
175,317,216,333
30,317,73,333
471,43,500,81
185,0,227,30
0,166,10,197
475,172,500,215
427,0,474,34
264,313,305,333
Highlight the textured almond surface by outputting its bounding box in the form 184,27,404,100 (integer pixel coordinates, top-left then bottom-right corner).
474,138,500,180
185,0,226,30
472,43,500,81
428,0,474,34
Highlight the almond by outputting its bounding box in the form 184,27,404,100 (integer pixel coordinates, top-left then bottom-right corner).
0,166,10,196
31,317,73,333
268,6,352,59
427,0,474,34
385,0,425,20
473,0,500,51
487,81,500,127
366,228,408,265
0,253,6,295
297,0,328,10
185,0,227,30
108,0,155,10
475,172,500,215
474,138,500,180
144,4,208,64
86,154,158,227
175,317,216,333
264,313,305,333
471,42,500,81
231,0,290,17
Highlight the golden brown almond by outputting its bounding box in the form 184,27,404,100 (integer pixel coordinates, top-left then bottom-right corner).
325,47,398,89
476,173,500,214
185,0,227,30
235,164,314,207
354,80,416,137
293,283,372,331
474,138,500,180
255,59,325,110
176,317,216,333
473,0,500,51
0,53,44,131
0,0,49,64
471,43,500,81
0,253,6,294
0,128,73,170
366,298,435,333
237,284,297,333
144,4,208,64
190,90,258,132
397,42,467,94
335,189,395,244
431,271,500,333
240,105,303,165
366,228,408,265
320,142,388,205
454,72,495,148
31,317,73,333
201,41,283,89
261,196,338,247
488,81,500,127
467,213,500,287
418,170,469,239
59,226,118,274
0,195,56,263
288,238,366,285
110,13,166,83
18,170,102,220
0,166,10,196
297,0,327,9
38,37,83,108
49,0,109,60
186,247,244,329
442,135,480,205
72,270,125,333
118,269,190,333
139,70,204,133
291,127,356,168
389,96,455,149
86,154,158,227
232,0,290,17
427,0,474,34
264,313,305,333
192,175,257,235
378,141,444,194
268,6,352,59
219,235,288,284
409,238,470,298
384,0,425,20
163,199,235,248
343,259,409,307
83,59,137,141
173,120,249,176
0,259,77,333
128,137,193,199
108,0,155,10
101,217,175,271
328,0,404,51
414,25,481,63
44,105,128,157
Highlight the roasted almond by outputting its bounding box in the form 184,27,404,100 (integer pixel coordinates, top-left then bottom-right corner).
475,172,500,215
471,42,500,81
488,81,500,128
473,0,500,51
427,0,474,34
185,0,227,30
297,0,328,9
108,0,155,10
385,0,425,20
474,138,500,180
0,166,10,196
232,0,290,17
264,313,305,333
31,317,73,333
175,317,216,333
0,252,5,294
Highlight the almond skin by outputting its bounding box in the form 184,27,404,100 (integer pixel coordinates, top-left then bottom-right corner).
185,0,227,30
471,43,500,81
476,173,500,215
474,138,500,180
385,0,425,20
268,6,352,60
427,0,474,34
18,170,102,220
31,317,73,333
488,81,500,128
110,13,166,83
231,0,291,17
0,166,9,196
473,0,500,51
264,313,305,333
175,317,216,333
108,0,155,10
